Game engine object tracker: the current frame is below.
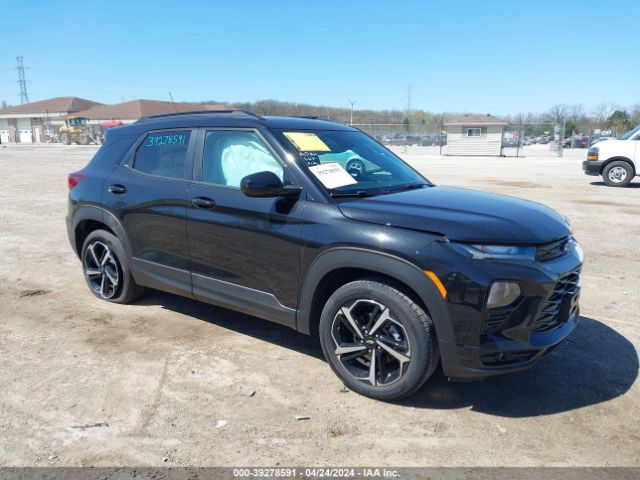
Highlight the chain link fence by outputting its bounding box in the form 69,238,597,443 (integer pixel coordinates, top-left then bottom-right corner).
353,123,447,149
354,122,589,157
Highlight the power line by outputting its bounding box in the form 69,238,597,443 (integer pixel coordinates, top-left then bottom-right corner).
16,56,29,104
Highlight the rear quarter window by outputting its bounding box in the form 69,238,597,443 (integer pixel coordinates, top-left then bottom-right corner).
133,130,191,179
87,135,138,173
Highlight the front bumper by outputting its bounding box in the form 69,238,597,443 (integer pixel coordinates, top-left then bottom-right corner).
432,241,583,380
444,309,579,380
582,160,602,176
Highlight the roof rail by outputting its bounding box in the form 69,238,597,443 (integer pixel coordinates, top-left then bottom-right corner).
138,109,264,122
293,115,343,124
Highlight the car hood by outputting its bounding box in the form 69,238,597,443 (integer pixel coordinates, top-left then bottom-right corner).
337,186,570,244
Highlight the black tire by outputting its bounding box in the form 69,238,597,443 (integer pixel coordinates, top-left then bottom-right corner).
319,279,438,401
81,229,143,304
60,133,71,145
602,161,633,187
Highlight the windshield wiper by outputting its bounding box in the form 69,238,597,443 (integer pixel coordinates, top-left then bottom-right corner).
330,190,377,198
384,183,428,194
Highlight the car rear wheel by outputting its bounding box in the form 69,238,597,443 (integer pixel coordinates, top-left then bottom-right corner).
602,161,633,187
319,279,438,401
81,230,143,304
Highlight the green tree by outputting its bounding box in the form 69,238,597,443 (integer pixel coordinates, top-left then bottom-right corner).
564,120,577,136
606,110,632,135
402,116,410,133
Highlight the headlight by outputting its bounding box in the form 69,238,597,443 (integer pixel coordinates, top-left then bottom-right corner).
451,242,536,261
587,146,599,160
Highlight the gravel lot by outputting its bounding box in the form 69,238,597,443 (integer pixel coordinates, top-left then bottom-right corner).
0,143,638,467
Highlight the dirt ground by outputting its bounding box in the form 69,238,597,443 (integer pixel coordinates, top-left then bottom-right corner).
0,143,638,467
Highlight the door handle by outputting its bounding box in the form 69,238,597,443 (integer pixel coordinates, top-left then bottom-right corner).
191,196,216,209
108,184,127,194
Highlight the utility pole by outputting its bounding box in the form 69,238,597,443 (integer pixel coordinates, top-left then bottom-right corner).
16,56,29,104
559,118,566,158
348,99,356,125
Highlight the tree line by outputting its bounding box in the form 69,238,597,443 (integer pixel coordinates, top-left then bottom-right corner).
206,99,640,136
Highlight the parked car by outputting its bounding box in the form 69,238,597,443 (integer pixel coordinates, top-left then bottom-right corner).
583,125,640,187
432,134,447,146
67,110,582,400
404,135,423,146
566,135,590,148
385,134,406,146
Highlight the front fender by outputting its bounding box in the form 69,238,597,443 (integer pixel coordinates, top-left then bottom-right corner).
296,247,457,365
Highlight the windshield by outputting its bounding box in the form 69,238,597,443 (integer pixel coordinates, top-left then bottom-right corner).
619,125,640,140
275,129,429,196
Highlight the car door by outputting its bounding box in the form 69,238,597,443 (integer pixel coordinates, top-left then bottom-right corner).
102,128,195,296
187,128,304,327
633,131,640,165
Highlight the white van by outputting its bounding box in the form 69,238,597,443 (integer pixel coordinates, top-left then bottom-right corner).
583,126,639,187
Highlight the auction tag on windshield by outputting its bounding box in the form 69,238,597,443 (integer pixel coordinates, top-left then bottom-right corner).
308,162,358,189
283,132,331,152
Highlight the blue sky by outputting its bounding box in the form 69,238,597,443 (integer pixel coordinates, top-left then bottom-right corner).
0,0,637,115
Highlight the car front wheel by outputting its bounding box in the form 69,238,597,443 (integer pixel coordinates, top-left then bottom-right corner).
602,161,633,187
319,279,438,401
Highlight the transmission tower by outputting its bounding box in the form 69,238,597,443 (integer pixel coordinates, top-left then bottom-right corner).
16,56,29,104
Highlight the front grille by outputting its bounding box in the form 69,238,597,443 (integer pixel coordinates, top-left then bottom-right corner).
532,268,580,333
536,236,570,262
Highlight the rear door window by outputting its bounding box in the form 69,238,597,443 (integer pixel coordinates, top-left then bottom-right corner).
133,130,191,179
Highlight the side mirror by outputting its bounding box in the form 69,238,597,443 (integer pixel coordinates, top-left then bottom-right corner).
240,171,302,198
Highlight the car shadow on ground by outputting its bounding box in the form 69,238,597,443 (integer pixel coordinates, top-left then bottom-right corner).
590,181,640,188
140,291,637,418
401,316,638,417
139,290,325,360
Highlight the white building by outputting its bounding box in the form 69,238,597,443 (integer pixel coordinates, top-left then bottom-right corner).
445,114,507,156
0,97,102,143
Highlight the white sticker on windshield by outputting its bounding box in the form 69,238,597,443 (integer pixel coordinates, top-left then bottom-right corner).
308,162,358,189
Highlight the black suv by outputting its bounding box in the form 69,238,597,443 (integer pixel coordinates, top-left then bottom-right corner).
67,110,583,400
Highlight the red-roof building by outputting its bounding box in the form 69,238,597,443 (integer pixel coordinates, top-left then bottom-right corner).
71,99,228,124
0,97,228,144
0,96,103,143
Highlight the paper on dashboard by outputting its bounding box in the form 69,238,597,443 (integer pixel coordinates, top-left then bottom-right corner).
308,162,358,189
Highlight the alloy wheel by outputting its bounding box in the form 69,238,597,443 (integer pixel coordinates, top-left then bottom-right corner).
83,241,120,299
331,299,411,386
